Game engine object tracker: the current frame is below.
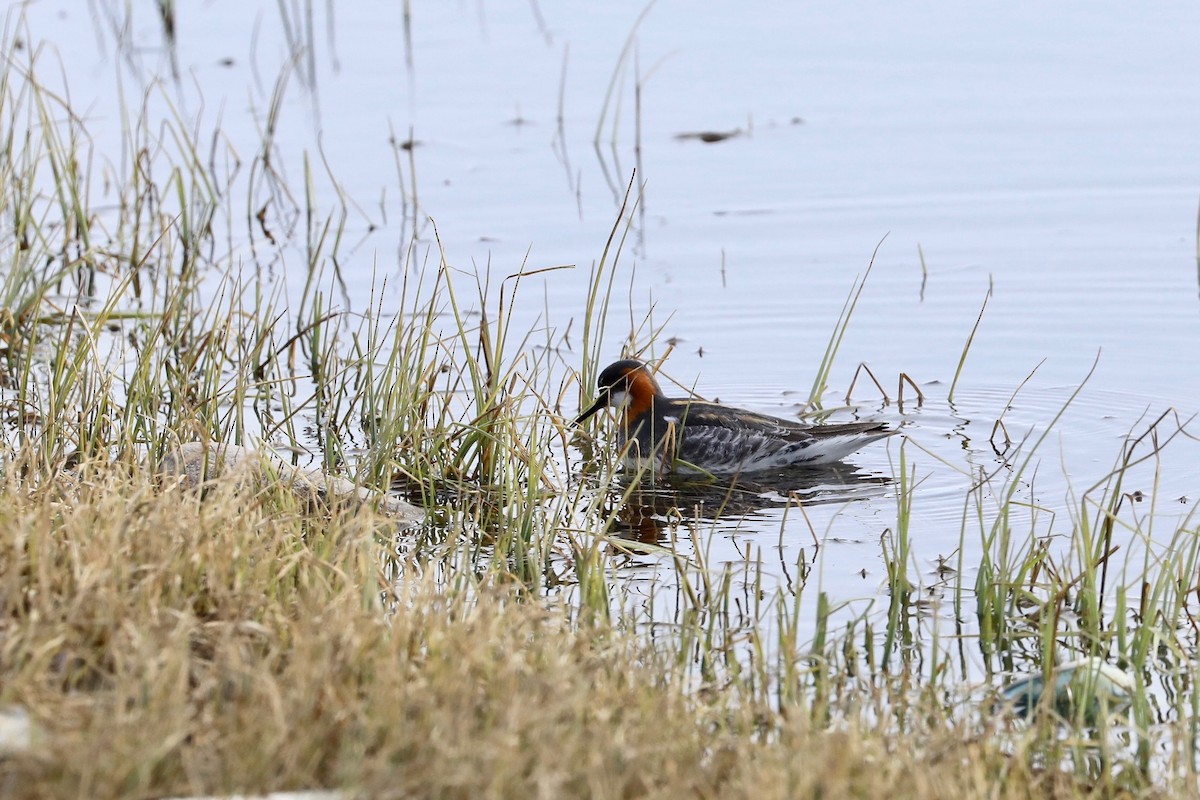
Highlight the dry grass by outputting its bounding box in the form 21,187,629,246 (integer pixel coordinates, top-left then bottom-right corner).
0,461,1180,799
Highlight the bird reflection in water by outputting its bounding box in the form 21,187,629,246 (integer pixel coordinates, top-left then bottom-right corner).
603,462,891,547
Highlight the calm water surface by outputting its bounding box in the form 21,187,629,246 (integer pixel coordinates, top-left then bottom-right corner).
18,1,1200,650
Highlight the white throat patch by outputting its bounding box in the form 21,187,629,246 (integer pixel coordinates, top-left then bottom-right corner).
608,389,632,410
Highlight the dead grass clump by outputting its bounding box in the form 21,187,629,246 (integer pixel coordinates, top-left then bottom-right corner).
0,461,709,797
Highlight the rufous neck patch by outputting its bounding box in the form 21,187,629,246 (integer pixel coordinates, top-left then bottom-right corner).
621,369,658,428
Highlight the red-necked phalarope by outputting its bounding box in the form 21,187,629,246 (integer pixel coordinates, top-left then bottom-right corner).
575,359,894,475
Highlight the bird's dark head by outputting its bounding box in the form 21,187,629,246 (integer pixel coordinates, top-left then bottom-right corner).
574,359,664,425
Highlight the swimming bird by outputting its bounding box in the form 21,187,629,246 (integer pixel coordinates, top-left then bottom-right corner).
575,359,894,475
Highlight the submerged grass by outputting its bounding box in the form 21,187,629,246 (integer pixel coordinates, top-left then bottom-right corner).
1,12,1199,799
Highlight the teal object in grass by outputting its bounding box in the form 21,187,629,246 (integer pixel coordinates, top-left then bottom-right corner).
999,657,1134,722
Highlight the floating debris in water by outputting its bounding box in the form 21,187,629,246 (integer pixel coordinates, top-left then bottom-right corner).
674,129,743,144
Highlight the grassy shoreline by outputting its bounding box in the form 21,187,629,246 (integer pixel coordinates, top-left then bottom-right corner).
0,460,1179,799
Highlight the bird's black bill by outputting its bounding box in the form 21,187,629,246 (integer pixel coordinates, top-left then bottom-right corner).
574,391,609,425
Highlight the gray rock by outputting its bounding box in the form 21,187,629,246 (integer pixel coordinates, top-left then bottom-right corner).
156,442,423,529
